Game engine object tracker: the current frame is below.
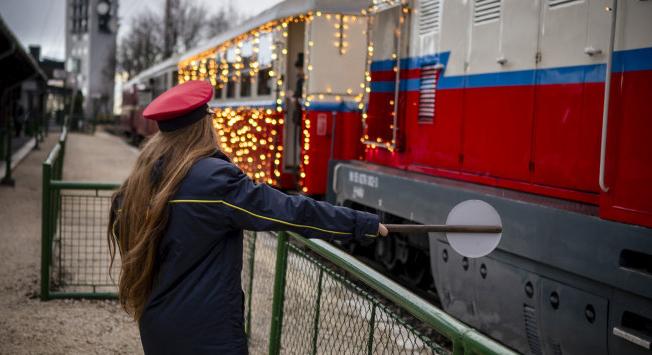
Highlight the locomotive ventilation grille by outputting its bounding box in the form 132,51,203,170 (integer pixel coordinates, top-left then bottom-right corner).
524,304,543,355
548,0,583,9
473,0,501,25
418,64,441,123
419,0,441,35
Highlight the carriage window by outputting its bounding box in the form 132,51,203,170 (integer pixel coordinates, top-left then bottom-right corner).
257,68,272,96
240,57,252,97
257,32,273,96
216,51,229,99
226,48,237,98
239,40,254,97
226,67,236,98
258,32,273,68
212,55,223,99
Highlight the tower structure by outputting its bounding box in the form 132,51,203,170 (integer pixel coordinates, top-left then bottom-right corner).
65,0,117,119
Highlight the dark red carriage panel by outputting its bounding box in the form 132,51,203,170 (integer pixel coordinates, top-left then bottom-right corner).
301,110,363,195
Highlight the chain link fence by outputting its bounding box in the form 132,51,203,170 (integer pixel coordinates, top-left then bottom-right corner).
41,126,121,299
242,231,515,355
41,136,514,353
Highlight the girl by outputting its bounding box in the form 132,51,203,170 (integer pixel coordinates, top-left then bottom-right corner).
108,81,388,354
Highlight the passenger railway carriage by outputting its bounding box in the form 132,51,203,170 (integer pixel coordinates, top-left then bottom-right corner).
176,0,368,193
120,56,180,142
329,0,651,354
121,0,652,353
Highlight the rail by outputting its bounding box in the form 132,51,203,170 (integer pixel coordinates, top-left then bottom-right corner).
41,126,122,300
40,136,515,353
258,231,516,355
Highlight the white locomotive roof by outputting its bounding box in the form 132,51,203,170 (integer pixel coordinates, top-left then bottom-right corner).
125,54,181,87
179,0,368,63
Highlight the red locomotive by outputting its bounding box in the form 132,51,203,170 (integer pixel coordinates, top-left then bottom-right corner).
334,0,651,354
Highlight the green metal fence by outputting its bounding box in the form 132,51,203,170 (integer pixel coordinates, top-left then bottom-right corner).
41,127,121,299
41,138,515,354
246,231,516,355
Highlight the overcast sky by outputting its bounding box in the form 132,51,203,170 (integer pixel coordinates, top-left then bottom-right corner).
0,0,282,60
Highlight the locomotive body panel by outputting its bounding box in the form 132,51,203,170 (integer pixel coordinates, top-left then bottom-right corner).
364,0,652,227
348,0,652,352
331,160,652,355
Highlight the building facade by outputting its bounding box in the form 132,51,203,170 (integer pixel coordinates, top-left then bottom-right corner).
65,0,117,119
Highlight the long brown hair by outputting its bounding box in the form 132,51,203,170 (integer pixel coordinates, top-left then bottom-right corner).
108,116,218,320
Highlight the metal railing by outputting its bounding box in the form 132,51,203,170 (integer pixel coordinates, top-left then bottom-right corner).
41,127,121,299
40,138,515,354
246,231,516,355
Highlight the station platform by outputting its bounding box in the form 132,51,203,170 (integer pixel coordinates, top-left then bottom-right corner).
0,129,142,354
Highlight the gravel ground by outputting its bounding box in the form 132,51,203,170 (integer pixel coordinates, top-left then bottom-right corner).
0,131,142,355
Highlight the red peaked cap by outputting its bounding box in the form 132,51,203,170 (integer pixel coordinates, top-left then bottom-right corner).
143,80,214,132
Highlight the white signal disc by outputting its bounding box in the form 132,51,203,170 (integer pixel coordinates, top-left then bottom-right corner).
445,200,502,258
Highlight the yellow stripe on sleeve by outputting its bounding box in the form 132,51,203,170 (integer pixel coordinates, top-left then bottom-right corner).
169,199,355,236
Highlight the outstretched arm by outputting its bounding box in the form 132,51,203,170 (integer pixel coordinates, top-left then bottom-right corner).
172,162,384,239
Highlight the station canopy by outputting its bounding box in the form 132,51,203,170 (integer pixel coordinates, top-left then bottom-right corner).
0,14,46,89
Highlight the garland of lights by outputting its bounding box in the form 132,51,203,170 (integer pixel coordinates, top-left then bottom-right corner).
177,11,367,192
360,0,409,153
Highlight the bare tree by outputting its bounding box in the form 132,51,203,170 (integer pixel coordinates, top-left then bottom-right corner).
118,11,163,79
176,1,210,52
118,2,241,80
206,4,240,38
164,0,228,56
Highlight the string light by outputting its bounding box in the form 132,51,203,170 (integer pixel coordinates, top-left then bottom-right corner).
210,107,284,184
177,11,368,191
361,0,407,153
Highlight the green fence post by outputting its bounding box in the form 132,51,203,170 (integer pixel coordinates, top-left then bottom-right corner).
366,303,377,355
1,117,14,186
0,129,4,163
245,232,257,338
452,338,465,355
268,231,289,355
310,269,324,355
40,157,52,300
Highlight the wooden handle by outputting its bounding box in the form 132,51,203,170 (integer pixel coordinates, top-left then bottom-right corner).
384,224,503,234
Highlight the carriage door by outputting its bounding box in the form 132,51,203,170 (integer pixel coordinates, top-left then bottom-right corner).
461,0,539,181
531,0,610,192
282,21,305,172
364,3,410,151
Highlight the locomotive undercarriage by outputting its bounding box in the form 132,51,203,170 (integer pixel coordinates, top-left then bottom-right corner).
328,160,652,355
335,205,435,292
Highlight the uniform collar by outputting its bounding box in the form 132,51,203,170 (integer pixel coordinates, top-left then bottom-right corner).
211,149,232,163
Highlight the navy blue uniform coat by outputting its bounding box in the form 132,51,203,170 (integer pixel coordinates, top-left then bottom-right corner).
131,152,379,354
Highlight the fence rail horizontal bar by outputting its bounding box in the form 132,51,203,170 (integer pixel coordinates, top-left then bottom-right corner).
47,292,118,300
44,144,61,166
288,232,517,355
49,180,121,190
